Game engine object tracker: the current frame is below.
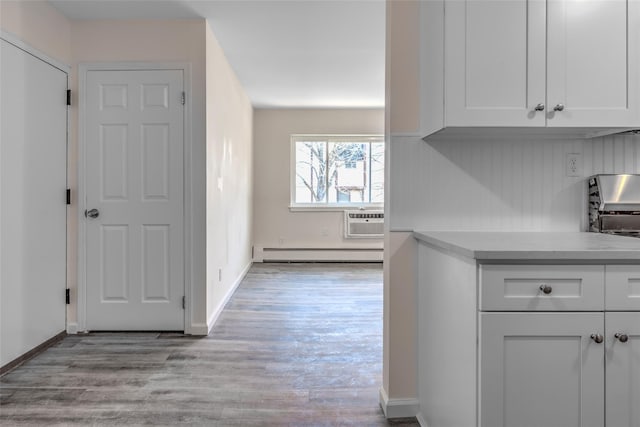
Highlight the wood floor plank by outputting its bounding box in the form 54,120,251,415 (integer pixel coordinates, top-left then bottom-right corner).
0,263,417,426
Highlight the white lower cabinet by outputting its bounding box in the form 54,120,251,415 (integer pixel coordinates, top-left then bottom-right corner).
417,241,640,427
481,313,605,427
479,265,640,427
605,312,640,427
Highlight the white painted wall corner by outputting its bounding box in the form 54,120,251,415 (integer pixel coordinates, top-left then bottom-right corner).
206,261,252,333
187,323,209,336
415,412,428,426
378,387,419,419
253,246,264,262
66,323,78,335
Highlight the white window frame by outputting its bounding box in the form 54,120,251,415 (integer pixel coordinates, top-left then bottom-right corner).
289,134,384,211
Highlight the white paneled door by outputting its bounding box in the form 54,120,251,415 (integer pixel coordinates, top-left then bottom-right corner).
1,39,67,365
85,69,184,330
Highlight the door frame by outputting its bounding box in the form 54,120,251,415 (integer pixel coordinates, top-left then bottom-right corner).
77,62,192,333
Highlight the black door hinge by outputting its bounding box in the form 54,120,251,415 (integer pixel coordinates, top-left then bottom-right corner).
65,289,70,305
182,296,185,310
66,189,71,205
66,90,71,106
181,92,185,105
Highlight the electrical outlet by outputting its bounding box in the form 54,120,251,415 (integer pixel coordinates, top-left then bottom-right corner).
566,153,582,177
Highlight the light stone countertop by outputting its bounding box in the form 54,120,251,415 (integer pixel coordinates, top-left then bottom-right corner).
413,231,640,261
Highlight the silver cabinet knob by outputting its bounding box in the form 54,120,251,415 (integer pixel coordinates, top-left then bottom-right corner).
590,334,604,344
534,103,545,111
553,103,565,111
615,333,629,343
539,284,552,294
85,208,100,219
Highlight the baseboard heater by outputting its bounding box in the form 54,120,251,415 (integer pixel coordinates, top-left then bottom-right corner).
257,247,383,263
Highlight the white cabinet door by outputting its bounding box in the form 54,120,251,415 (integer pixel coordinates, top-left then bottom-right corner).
547,0,640,127
606,312,640,427
445,0,546,127
481,313,605,427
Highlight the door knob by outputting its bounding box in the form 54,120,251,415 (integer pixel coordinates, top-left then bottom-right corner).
539,284,552,294
553,103,565,112
615,333,629,343
590,334,604,344
85,208,99,219
534,103,545,111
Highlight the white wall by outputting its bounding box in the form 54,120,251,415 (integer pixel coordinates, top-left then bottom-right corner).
253,108,384,257
390,134,640,232
205,21,254,330
383,0,420,405
0,1,71,64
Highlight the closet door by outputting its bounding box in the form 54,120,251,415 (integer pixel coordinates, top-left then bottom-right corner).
0,39,67,366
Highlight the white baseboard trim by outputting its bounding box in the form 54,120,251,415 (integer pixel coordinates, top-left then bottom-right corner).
188,323,209,336
66,323,79,335
379,387,419,419
206,261,252,333
256,247,383,263
416,412,428,426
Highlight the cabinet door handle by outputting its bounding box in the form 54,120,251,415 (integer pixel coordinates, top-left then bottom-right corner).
614,333,629,343
534,103,545,111
539,284,552,294
553,103,565,112
590,334,604,344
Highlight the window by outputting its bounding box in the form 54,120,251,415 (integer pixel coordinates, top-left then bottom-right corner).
291,135,384,208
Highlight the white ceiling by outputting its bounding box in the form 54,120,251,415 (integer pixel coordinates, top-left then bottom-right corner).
49,0,386,108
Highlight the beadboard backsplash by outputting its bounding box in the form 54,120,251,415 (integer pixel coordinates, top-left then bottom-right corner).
389,133,640,231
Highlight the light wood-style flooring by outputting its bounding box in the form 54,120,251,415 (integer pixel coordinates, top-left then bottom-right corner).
0,263,418,426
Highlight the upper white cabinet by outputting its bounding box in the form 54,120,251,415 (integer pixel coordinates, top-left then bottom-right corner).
445,0,547,127
427,0,640,136
546,0,637,127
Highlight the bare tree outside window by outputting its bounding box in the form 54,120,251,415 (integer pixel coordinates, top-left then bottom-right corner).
293,136,384,206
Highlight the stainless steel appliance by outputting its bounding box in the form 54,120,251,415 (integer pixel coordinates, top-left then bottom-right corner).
588,174,640,237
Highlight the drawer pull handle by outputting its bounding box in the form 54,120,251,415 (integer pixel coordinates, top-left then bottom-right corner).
615,333,629,343
591,334,604,344
539,284,553,294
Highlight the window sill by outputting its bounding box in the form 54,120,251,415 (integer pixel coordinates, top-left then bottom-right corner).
289,204,383,212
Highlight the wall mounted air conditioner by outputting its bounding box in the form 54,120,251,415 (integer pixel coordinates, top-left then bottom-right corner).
344,210,384,238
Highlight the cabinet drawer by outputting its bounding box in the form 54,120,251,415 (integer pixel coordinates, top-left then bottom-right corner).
606,265,640,310
480,265,604,311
